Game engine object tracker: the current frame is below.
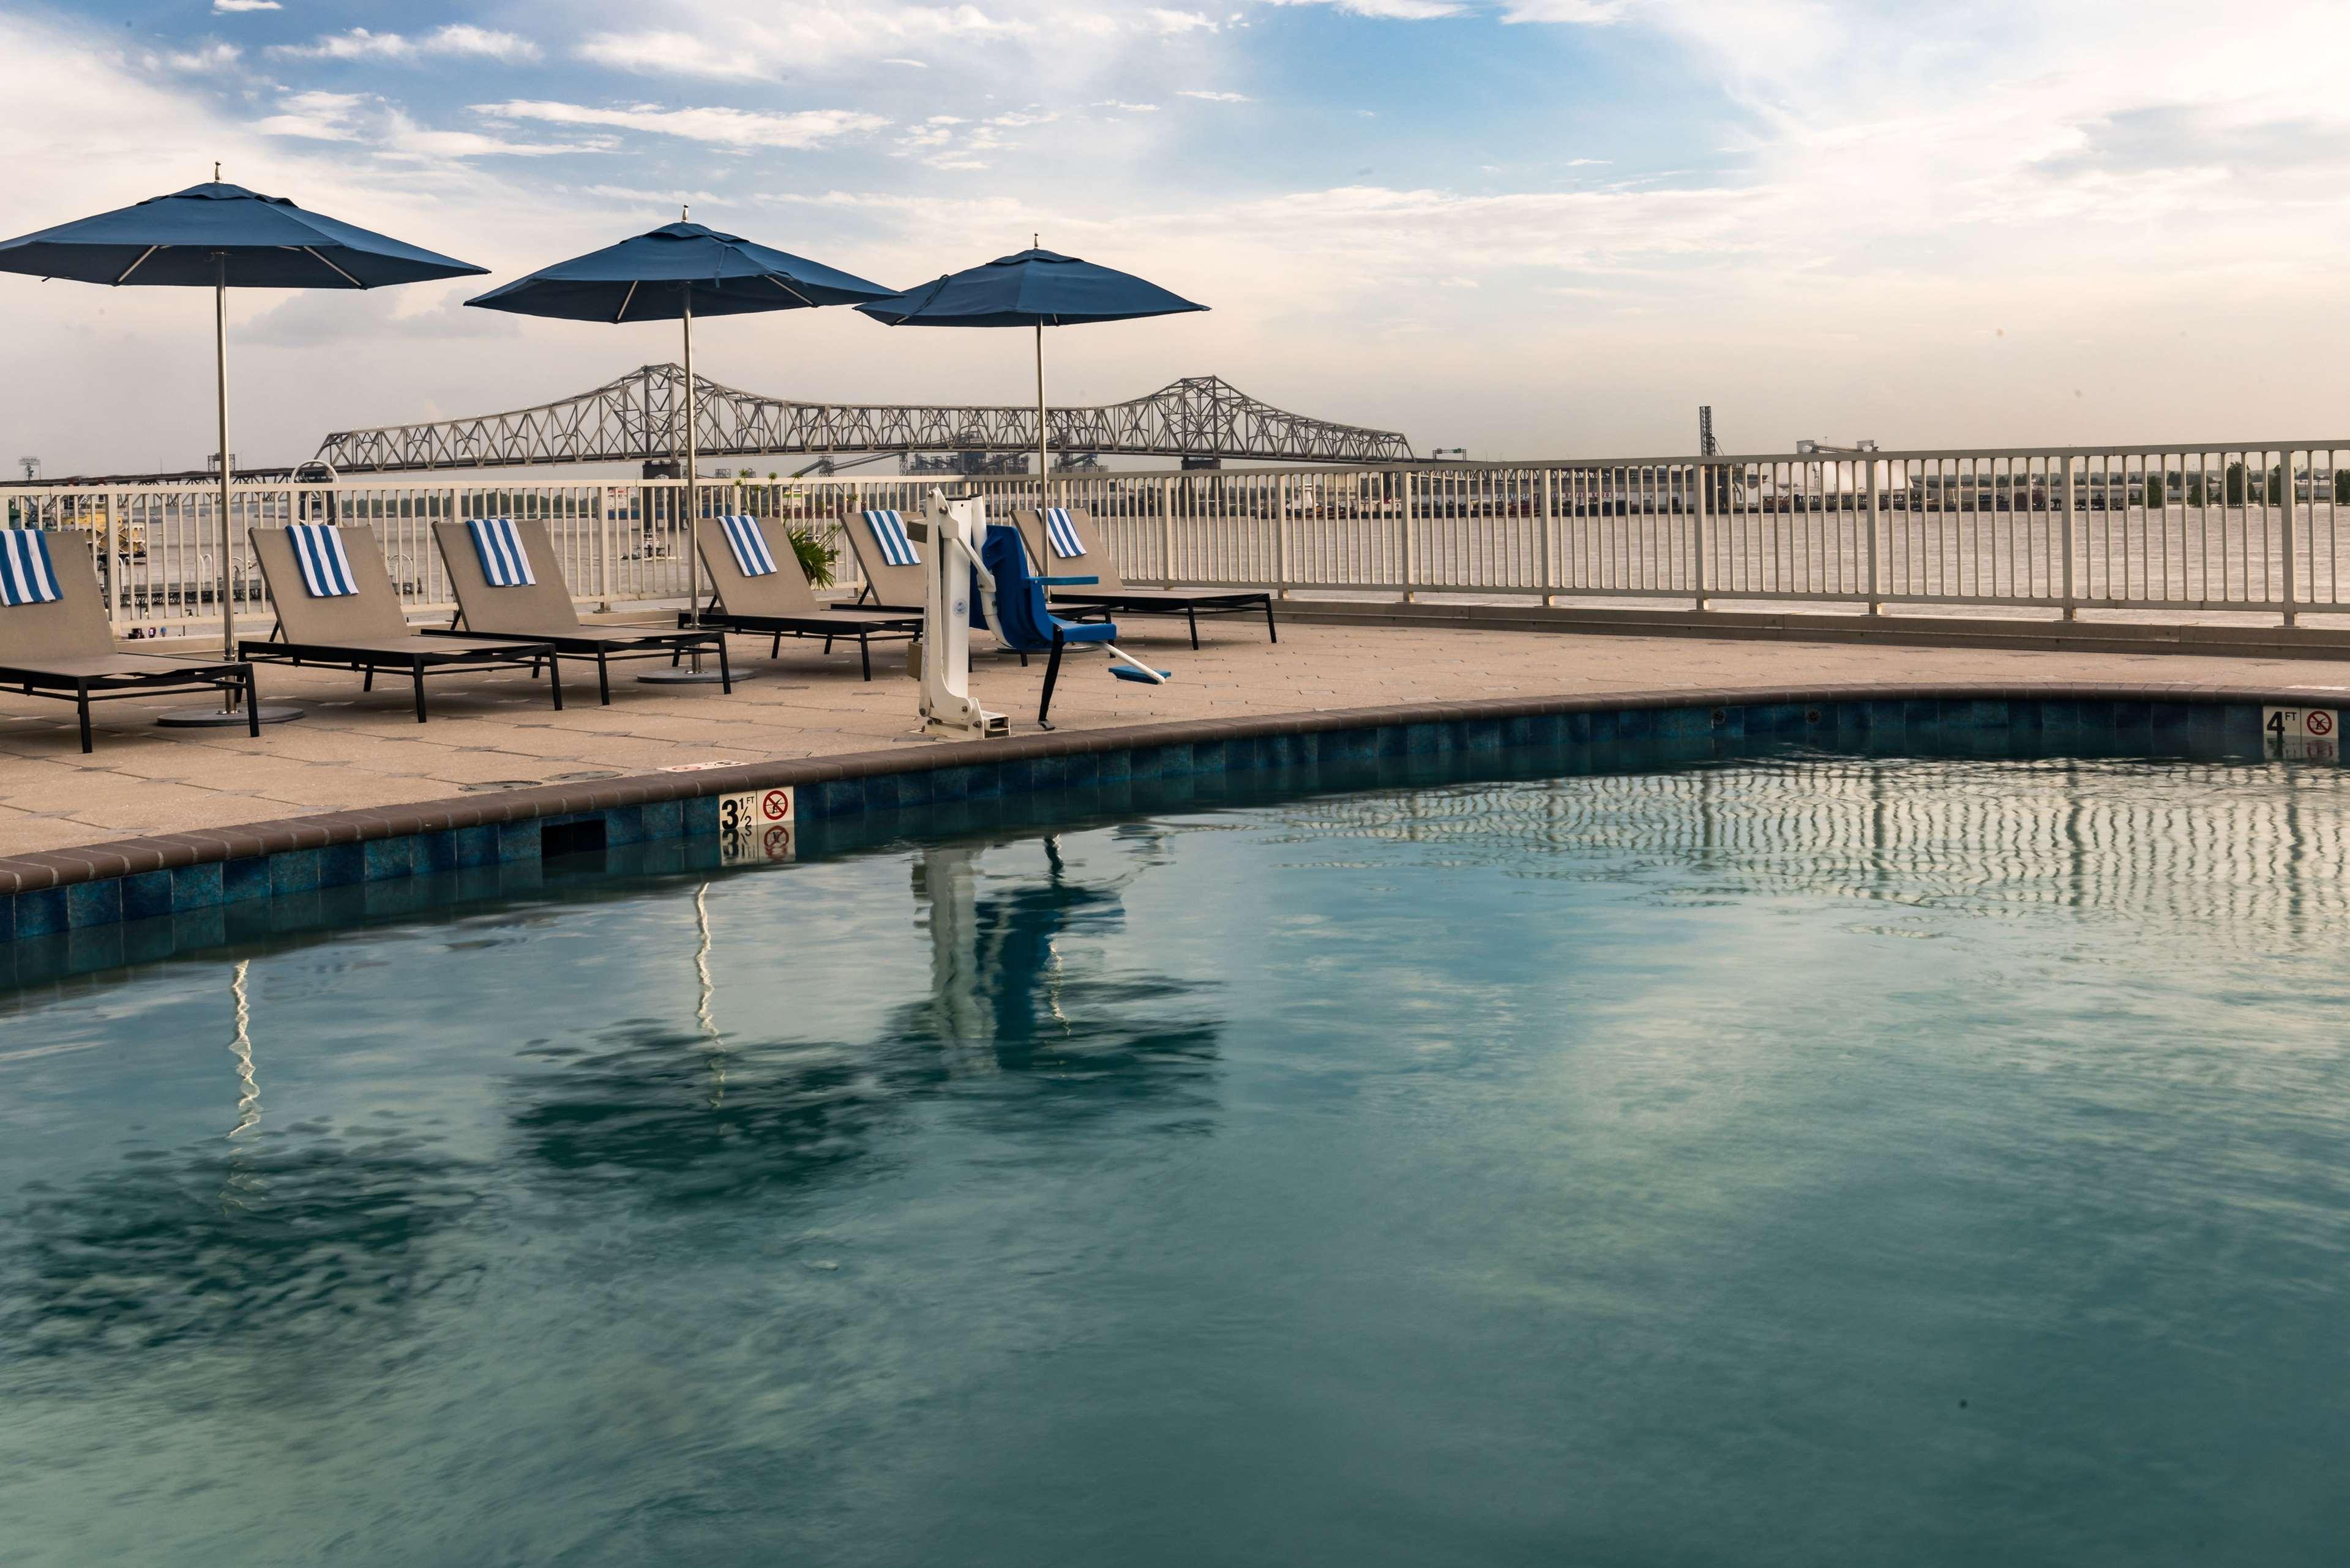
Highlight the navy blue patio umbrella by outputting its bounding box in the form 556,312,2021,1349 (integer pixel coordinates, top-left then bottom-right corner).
468,215,896,676
856,248,1207,483
0,173,487,717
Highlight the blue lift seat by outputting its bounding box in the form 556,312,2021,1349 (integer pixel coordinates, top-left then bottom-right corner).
974,525,1165,728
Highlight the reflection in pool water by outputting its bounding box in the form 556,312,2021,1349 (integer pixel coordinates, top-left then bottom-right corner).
2,753,2348,1565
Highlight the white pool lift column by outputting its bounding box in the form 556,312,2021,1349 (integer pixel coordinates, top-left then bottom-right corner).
913,844,993,1047
911,489,1009,741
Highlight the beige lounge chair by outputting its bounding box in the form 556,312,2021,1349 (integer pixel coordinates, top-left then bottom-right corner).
692,517,919,681
836,507,929,611
430,517,729,703
247,525,559,722
0,532,256,752
1014,506,1276,648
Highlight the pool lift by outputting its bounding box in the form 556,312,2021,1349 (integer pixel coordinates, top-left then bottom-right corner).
910,488,1170,740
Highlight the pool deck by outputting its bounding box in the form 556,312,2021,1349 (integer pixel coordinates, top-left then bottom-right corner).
6,611,2350,875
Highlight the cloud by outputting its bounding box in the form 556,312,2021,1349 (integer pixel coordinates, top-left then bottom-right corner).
428,25,547,63
1497,0,1634,19
243,289,523,349
896,115,964,150
1147,8,1221,31
1098,100,1161,111
140,41,242,73
1178,89,1252,101
211,0,279,10
251,91,606,157
1254,0,1467,17
576,6,1032,80
250,90,367,142
575,184,725,206
269,25,544,64
889,105,1060,169
475,99,889,150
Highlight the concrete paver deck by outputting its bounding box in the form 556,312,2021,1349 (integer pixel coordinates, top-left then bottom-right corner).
6,616,2350,859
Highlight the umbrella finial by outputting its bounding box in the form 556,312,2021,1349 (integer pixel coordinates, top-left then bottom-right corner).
681,203,690,223
213,160,221,182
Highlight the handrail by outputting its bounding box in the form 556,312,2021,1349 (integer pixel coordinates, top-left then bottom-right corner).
9,441,2345,636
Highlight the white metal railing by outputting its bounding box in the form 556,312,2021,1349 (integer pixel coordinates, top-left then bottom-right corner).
7,440,2349,637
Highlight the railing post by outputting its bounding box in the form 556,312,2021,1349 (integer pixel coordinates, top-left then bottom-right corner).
2060,457,2076,619
1865,458,1883,614
108,488,125,635
593,484,612,610
1540,467,1556,606
2281,447,2299,627
1400,468,1415,602
1275,473,1292,597
1161,475,1176,588
1693,460,1709,611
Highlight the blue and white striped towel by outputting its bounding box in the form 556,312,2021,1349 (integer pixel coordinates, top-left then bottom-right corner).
286,523,359,597
863,509,919,568
0,528,61,607
1042,507,1087,559
466,517,536,588
719,513,778,577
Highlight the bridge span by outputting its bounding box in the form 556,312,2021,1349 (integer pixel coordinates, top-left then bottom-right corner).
312,362,1416,474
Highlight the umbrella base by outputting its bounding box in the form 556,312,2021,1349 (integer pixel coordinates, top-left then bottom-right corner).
637,666,756,686
158,703,306,729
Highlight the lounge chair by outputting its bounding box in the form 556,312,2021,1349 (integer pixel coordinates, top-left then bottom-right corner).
1013,506,1276,649
689,515,919,681
430,517,729,703
246,523,561,722
974,522,1169,730
0,526,258,752
838,507,929,611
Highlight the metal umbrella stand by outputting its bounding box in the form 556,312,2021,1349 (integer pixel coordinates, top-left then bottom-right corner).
467,211,897,683
0,169,487,727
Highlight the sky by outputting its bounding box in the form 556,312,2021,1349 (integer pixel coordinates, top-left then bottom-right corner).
1,0,2346,475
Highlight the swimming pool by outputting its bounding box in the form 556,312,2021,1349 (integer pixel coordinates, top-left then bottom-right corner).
4,749,2347,1563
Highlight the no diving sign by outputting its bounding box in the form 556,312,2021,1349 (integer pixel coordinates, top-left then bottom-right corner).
2263,707,2341,763
717,786,796,865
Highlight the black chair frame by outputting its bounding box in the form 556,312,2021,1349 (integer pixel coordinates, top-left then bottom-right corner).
0,658,259,753
440,618,731,704
1044,591,1277,650
679,608,919,682
242,638,561,723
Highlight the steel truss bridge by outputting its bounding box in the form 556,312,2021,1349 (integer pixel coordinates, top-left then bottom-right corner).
312,362,1416,473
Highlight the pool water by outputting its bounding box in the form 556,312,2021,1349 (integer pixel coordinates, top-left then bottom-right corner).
4,753,2348,1564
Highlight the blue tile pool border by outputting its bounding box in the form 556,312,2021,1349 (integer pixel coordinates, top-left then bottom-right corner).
0,682,2322,946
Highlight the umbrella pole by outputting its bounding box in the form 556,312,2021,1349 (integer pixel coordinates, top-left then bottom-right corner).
1035,322,1049,502
157,255,305,729
683,284,698,633
215,256,234,678
639,282,746,685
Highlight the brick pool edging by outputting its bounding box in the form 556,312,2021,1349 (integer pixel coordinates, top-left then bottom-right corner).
1,679,2337,941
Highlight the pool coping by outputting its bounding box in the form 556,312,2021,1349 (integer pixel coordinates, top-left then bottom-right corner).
3,678,2344,936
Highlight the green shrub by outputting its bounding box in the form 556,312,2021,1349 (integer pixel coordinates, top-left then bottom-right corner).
788,523,837,588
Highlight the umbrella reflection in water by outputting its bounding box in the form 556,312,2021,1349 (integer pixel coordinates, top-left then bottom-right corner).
220,958,263,1214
